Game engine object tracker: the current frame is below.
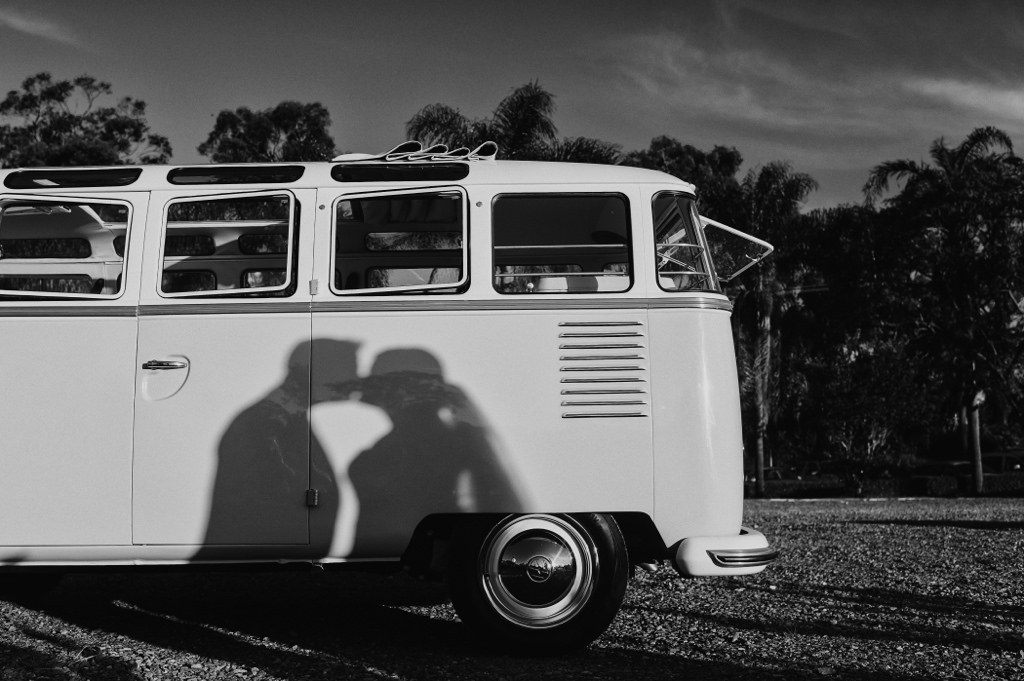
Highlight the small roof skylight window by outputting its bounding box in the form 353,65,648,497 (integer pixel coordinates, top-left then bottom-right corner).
167,166,305,185
3,168,143,189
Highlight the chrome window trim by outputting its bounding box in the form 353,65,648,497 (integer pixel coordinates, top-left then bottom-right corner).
0,305,137,317
310,296,731,314
139,302,310,316
0,295,732,316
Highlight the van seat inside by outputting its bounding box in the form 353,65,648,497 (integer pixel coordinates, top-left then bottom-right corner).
534,274,628,293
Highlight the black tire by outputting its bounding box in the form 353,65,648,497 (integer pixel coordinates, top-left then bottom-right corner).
447,513,628,652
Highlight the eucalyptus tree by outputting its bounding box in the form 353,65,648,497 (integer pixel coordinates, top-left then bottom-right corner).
864,126,1024,492
199,101,336,163
0,72,171,167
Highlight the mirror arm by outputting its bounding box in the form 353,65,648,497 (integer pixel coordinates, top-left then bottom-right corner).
698,215,775,282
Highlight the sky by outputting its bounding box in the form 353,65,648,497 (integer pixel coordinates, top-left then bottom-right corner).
1,0,1023,209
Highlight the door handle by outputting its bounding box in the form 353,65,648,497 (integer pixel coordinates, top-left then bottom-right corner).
142,360,188,370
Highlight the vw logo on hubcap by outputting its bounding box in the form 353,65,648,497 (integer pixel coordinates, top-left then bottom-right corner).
526,555,553,583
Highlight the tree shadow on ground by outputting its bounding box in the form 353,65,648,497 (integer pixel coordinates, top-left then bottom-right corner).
4,573,940,681
631,581,1023,655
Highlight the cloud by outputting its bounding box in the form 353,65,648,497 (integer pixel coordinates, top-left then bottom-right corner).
605,31,900,138
572,5,1024,207
592,27,1024,169
903,78,1024,129
0,8,79,46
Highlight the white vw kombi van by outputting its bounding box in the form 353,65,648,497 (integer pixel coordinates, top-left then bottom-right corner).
0,142,776,650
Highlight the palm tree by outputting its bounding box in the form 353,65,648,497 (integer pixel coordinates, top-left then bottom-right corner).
405,82,619,163
863,126,1024,493
863,126,1015,205
732,162,818,497
546,137,622,164
403,103,474,150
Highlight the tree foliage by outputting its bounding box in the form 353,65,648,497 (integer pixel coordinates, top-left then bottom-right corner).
0,72,171,167
728,163,818,493
862,127,1024,487
623,127,1023,481
738,127,1024,486
546,137,623,164
624,136,743,221
406,82,621,163
866,129,1024,415
198,101,336,163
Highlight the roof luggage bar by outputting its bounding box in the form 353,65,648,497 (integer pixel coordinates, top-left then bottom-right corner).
332,141,498,163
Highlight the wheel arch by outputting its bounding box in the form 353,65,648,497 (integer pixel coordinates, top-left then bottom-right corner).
402,511,667,578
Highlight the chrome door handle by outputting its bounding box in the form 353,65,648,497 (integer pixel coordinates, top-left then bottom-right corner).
142,360,188,370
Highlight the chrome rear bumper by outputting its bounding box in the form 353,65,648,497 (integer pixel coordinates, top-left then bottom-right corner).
707,546,779,568
674,526,778,577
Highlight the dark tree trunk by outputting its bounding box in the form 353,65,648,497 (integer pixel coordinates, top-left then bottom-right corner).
970,391,985,494
753,299,772,498
960,405,970,458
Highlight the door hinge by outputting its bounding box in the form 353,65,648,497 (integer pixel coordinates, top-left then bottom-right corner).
309,279,319,295
306,489,319,507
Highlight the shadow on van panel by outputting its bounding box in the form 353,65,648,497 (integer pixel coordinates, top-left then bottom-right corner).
197,341,522,561
342,348,522,558
196,340,357,552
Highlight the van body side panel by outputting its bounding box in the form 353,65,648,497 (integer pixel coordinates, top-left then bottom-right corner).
0,315,137,546
649,307,743,545
308,309,654,559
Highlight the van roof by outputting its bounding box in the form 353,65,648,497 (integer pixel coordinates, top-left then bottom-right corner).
0,160,695,194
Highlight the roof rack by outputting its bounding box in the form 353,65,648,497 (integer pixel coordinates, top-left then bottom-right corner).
332,141,498,163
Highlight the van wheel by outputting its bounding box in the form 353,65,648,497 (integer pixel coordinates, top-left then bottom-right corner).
447,513,628,652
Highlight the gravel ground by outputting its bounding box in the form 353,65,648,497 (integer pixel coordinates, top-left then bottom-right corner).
1,498,1022,680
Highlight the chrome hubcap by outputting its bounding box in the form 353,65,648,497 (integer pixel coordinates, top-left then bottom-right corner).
480,515,597,629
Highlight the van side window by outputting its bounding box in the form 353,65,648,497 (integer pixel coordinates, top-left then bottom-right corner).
0,199,130,298
160,192,297,297
492,194,631,294
652,193,716,292
332,189,467,294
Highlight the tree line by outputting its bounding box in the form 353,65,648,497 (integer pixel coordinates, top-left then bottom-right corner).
3,74,1022,489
